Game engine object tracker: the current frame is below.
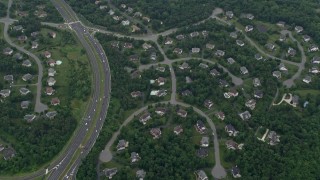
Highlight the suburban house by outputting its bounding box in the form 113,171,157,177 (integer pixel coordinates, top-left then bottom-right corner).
210,69,220,76
48,68,56,77
254,90,264,99
22,59,32,67
267,131,280,145
279,34,286,42
31,41,39,49
156,77,165,86
2,148,15,160
273,71,282,79
265,43,275,51
191,48,200,53
245,13,254,20
49,32,57,38
206,43,215,50
245,25,254,32
202,30,209,37
142,43,152,50
225,124,238,136
181,89,192,96
116,139,129,151
131,70,141,79
245,99,256,110
121,20,130,26
164,37,173,45
131,91,142,98
14,53,23,60
199,63,209,69
150,128,161,139
219,79,229,88
196,147,209,158
309,67,320,74
149,52,158,60
19,87,30,95
136,170,146,180
155,107,166,116
177,109,187,118
227,57,235,64
204,99,214,109
215,50,225,57
190,31,199,38
142,16,150,22
110,41,119,48
195,120,206,134
3,47,13,55
173,48,183,54
46,87,54,95
215,111,225,120
224,88,238,98
276,21,285,27
123,42,133,49
0,89,11,98
303,35,311,42
46,111,57,119
236,40,245,46
279,63,288,71
179,62,189,70
295,26,303,33
240,66,248,74
13,25,23,31
225,140,243,150
312,56,320,64
287,47,296,56
31,31,39,37
21,101,30,109
4,75,13,82
47,77,56,86
24,114,36,122
18,35,28,42
51,97,60,106
239,111,251,120
173,125,183,135
43,51,51,58
255,53,263,60
22,74,33,81
47,59,56,67
230,32,237,38
226,11,234,19
185,76,192,84
194,170,208,180
176,34,185,40
200,136,209,147
150,89,167,97
129,55,139,62
103,168,117,179
139,112,151,125
302,76,312,84
308,44,319,52
253,78,261,87
232,166,241,178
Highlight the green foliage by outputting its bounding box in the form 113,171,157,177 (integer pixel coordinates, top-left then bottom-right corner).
0,2,6,17
11,0,63,23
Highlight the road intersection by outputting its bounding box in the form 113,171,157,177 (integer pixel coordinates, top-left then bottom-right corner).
0,0,308,179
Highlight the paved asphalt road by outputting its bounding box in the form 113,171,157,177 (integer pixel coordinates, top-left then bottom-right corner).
46,0,111,179
1,0,48,113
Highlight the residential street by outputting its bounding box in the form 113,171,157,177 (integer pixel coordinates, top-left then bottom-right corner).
0,1,310,179
1,0,47,113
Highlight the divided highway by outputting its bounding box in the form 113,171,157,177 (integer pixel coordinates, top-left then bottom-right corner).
47,0,111,179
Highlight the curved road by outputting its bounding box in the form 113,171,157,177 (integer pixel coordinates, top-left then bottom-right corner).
2,0,47,113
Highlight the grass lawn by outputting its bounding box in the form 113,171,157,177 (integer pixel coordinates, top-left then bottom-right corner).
294,89,320,97
0,23,3,39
